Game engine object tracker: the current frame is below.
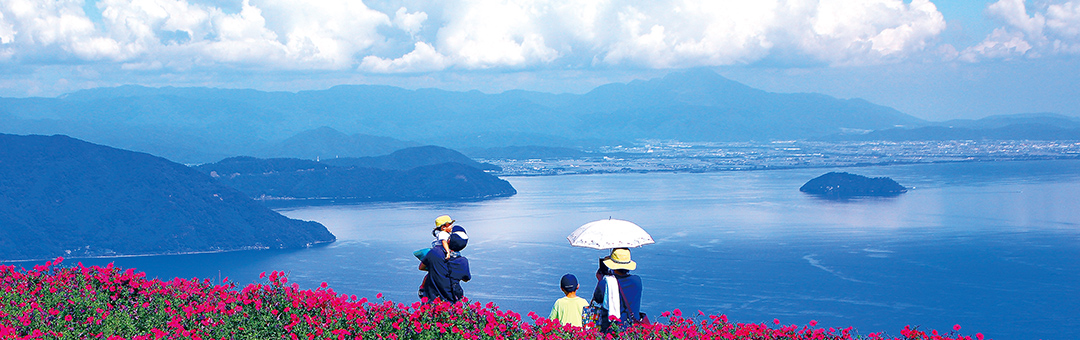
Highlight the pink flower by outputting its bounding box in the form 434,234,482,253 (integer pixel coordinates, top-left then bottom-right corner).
954,324,962,332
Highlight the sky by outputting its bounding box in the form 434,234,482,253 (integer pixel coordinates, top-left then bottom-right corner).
1,0,1078,121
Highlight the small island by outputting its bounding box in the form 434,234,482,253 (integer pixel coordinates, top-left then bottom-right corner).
800,172,907,198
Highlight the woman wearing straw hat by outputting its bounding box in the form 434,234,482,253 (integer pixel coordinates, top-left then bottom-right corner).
591,247,643,332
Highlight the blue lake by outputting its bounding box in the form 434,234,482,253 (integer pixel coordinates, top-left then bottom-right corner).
74,160,1079,340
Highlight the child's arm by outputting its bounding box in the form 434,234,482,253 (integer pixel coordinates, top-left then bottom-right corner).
442,239,452,259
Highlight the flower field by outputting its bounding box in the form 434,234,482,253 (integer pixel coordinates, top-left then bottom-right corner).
0,258,987,340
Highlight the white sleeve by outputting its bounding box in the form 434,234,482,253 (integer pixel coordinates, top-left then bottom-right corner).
604,275,620,320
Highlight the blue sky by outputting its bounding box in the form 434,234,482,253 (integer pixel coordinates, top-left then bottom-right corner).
1,0,1078,121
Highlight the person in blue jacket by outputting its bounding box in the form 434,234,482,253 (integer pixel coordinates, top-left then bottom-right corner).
418,226,471,303
446,226,470,301
591,247,643,332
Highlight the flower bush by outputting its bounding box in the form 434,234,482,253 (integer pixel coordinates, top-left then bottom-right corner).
0,258,988,340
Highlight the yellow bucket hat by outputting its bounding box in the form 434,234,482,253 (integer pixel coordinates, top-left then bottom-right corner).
435,215,455,227
603,248,637,271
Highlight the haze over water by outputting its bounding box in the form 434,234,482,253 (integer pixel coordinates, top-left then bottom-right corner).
77,160,1080,340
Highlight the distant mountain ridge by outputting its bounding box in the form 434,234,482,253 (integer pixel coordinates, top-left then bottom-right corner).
0,134,335,261
557,70,925,142
938,112,1080,130
462,145,593,160
320,145,501,171
1,69,931,163
820,113,1080,141
196,155,516,201
255,127,419,160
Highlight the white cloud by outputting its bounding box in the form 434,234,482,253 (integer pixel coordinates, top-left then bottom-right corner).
97,0,217,60
247,0,391,67
963,0,1080,60
359,41,448,73
393,7,427,37
433,0,561,69
0,0,391,69
208,1,269,41
377,0,945,72
0,0,116,59
601,2,778,67
961,27,1033,61
800,0,946,65
0,8,14,44
1047,1,1080,38
0,0,952,74
988,0,1045,36
0,8,14,60
196,1,286,65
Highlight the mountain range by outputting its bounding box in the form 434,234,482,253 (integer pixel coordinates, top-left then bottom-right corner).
253,126,420,160
0,134,335,261
820,113,1080,141
320,145,501,171
1,69,935,164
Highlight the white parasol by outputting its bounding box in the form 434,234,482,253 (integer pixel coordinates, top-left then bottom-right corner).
566,218,655,249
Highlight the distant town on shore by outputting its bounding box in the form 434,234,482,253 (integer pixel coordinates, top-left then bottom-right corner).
480,139,1080,176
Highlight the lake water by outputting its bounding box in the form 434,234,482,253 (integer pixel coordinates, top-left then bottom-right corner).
75,160,1079,340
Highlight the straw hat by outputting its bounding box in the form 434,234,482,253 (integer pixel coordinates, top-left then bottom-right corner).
602,248,637,271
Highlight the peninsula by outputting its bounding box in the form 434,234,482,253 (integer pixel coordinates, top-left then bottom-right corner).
0,134,335,261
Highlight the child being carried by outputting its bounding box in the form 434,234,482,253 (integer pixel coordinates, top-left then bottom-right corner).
414,215,468,260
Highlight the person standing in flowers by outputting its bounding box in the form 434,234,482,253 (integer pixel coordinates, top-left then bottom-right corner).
446,224,470,301
549,274,590,327
418,217,471,303
591,247,643,332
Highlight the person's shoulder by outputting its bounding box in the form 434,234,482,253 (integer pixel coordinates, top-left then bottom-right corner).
571,296,589,305
424,247,445,260
555,296,582,304
449,256,469,265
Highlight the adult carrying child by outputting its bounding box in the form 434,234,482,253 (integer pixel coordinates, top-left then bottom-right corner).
417,215,471,303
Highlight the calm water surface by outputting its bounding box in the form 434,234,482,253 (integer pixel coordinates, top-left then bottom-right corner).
76,160,1080,340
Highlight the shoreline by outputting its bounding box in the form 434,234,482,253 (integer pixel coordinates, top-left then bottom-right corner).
0,240,335,264
481,139,1080,177
487,155,1080,177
